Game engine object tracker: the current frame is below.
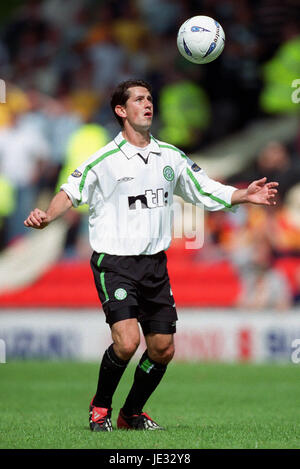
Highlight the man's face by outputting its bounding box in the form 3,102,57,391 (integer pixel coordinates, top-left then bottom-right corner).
119,86,153,131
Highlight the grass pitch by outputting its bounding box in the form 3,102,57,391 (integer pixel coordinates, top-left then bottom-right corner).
0,360,299,449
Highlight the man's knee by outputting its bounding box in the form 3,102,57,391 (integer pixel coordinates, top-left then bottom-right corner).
115,338,140,361
148,340,175,365
111,318,140,361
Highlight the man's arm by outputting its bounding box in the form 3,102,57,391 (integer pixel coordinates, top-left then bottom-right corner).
24,190,73,229
231,177,278,206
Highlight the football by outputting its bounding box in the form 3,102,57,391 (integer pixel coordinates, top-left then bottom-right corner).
177,15,225,64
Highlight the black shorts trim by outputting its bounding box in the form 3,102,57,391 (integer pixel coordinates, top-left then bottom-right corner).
104,305,140,326
140,320,176,336
104,304,176,335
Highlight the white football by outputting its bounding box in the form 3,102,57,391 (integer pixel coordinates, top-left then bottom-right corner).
177,15,225,64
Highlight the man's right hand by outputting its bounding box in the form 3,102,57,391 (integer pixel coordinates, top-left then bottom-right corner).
24,208,50,229
24,191,73,230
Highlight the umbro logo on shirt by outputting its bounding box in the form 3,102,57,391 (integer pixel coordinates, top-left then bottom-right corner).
128,188,168,210
117,177,135,182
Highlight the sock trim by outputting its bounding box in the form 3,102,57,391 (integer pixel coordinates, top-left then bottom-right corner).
139,352,167,373
107,344,129,368
140,358,154,374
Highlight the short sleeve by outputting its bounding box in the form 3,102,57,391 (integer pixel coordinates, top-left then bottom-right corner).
60,165,97,208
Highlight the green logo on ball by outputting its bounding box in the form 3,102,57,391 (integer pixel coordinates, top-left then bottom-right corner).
114,288,127,300
163,165,174,181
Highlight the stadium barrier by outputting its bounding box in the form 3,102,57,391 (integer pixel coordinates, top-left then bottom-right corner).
1,309,300,363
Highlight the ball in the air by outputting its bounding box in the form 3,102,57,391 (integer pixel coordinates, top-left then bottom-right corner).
177,15,225,64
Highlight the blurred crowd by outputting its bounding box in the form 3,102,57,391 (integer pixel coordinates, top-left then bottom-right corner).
0,0,300,310
198,140,300,310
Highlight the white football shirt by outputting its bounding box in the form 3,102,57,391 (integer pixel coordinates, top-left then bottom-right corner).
61,131,237,255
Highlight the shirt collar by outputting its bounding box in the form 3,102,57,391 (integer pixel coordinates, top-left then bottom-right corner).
114,131,161,159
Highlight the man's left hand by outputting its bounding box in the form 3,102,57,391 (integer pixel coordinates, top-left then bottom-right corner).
246,177,278,206
231,177,279,206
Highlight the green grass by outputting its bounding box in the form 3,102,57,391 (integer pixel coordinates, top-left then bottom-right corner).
0,361,300,449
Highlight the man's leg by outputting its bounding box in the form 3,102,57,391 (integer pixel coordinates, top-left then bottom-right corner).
90,318,140,431
117,332,174,430
93,318,140,407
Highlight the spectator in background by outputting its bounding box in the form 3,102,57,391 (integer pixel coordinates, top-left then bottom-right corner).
0,176,15,250
226,186,300,262
85,7,129,92
0,105,51,244
250,141,300,201
273,183,300,256
55,121,110,258
0,39,9,77
46,93,82,168
136,0,185,34
158,68,211,151
235,235,292,311
229,141,300,202
293,265,300,306
202,0,263,141
16,89,51,141
259,17,300,115
112,1,150,54
10,89,82,190
193,209,237,263
40,0,87,34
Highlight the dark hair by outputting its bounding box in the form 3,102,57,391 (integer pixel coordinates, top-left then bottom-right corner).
110,79,152,127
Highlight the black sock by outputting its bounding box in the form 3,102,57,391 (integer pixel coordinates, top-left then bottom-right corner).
122,350,167,416
92,344,130,409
